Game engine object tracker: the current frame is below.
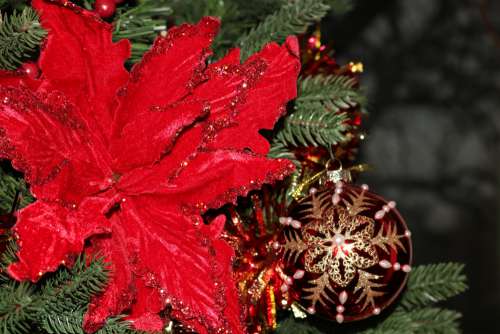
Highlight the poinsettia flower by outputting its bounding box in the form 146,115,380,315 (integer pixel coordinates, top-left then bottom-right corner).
0,0,300,333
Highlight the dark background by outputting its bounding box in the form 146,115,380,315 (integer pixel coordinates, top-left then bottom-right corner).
324,0,500,332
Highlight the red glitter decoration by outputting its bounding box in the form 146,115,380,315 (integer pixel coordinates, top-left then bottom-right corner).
21,62,40,79
0,1,300,333
94,0,116,18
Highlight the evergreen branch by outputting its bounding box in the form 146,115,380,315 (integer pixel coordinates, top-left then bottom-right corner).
0,7,46,70
276,317,323,334
406,308,461,334
0,166,33,213
0,281,38,334
113,0,171,64
238,0,330,59
360,307,461,334
41,312,139,334
400,263,468,309
274,75,364,148
39,255,108,315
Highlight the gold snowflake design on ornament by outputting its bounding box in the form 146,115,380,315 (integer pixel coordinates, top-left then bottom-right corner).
283,186,407,312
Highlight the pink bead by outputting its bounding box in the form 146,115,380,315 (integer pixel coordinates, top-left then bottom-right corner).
332,193,341,205
375,210,385,220
293,270,305,279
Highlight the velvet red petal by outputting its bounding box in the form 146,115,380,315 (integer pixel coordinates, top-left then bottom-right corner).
169,150,295,212
0,71,40,90
83,197,244,334
0,86,112,203
8,198,111,282
110,17,219,172
110,98,208,173
207,36,300,154
33,0,130,143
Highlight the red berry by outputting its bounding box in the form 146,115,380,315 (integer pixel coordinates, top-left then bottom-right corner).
94,0,116,19
21,62,40,79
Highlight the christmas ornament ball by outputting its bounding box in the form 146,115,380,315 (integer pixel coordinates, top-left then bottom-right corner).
94,0,116,18
280,182,412,323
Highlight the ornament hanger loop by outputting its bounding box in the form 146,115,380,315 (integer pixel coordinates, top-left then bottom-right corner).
324,159,352,184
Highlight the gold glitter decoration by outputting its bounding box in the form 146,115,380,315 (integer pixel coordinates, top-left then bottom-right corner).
283,187,405,310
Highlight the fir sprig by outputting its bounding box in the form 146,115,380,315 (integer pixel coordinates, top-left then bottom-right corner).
238,0,331,59
362,307,462,334
400,263,467,309
274,75,364,148
0,7,46,70
113,0,172,63
0,166,33,213
0,254,139,334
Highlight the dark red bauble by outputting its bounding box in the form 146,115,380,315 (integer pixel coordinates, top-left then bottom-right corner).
21,62,40,79
94,0,116,18
280,182,412,323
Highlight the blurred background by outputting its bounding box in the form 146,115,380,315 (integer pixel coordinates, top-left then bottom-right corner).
324,0,500,332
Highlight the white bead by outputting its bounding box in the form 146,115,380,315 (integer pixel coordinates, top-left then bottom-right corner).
272,241,281,250
286,217,293,225
361,184,369,191
307,306,316,314
336,314,344,324
405,230,412,237
335,188,343,194
332,193,341,205
379,260,392,269
373,307,381,315
383,205,390,212
388,201,396,209
375,210,385,220
278,217,287,225
309,187,318,195
293,270,305,279
336,305,345,313
393,262,401,271
402,264,412,273
291,220,302,229
334,234,345,246
339,291,348,304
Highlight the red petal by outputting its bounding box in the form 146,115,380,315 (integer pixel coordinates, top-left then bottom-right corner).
33,0,130,143
8,198,111,282
0,86,112,203
115,39,299,196
207,36,300,154
171,149,294,211
0,70,40,90
110,17,220,172
83,197,244,334
110,98,208,172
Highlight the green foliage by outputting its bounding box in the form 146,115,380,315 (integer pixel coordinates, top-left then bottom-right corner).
362,307,462,334
0,7,46,70
276,316,323,334
275,75,364,148
113,0,172,63
0,254,139,334
238,0,331,59
0,166,33,213
400,263,467,309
